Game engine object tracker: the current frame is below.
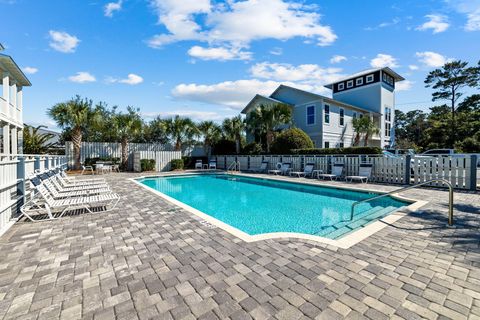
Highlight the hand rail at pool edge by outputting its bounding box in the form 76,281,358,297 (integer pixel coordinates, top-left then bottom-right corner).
350,178,454,226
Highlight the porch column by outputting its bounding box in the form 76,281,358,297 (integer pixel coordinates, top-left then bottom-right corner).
10,126,17,154
16,86,22,123
17,127,23,154
11,80,17,109
1,72,9,117
2,123,10,154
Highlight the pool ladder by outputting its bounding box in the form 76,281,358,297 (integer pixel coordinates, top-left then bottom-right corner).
350,178,454,225
227,161,241,173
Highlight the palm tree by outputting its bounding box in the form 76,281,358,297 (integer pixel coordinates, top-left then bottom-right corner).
222,116,245,154
112,107,143,169
352,116,379,146
23,125,54,154
164,115,198,151
245,103,292,152
363,117,380,146
198,121,221,156
48,96,99,169
351,117,364,146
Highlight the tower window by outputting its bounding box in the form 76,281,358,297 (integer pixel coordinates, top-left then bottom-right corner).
338,83,344,91
306,105,315,125
347,80,354,88
366,74,374,83
356,78,363,86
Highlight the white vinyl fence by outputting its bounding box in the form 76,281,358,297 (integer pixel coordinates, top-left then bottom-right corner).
0,154,67,236
132,151,182,172
214,154,478,190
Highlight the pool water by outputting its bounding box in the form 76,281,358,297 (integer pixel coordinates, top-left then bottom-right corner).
139,174,409,239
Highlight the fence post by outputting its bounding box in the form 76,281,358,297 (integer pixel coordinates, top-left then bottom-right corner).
470,155,477,191
16,156,26,212
34,156,40,172
44,156,49,170
405,155,411,185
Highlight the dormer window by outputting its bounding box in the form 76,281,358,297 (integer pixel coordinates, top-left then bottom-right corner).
356,78,363,86
347,80,353,88
366,74,374,83
338,83,344,91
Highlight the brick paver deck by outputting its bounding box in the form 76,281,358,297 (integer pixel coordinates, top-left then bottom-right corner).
0,172,479,320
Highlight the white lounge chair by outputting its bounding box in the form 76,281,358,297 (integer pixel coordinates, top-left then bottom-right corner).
268,162,291,175
209,160,217,169
39,172,111,198
345,163,373,183
246,161,268,173
20,178,120,221
318,163,344,180
81,162,94,175
289,163,315,178
195,160,203,169
57,169,106,186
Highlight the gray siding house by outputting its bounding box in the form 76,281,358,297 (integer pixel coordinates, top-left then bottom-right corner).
241,67,404,149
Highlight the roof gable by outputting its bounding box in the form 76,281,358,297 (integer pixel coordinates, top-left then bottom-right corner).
269,85,323,105
240,94,289,114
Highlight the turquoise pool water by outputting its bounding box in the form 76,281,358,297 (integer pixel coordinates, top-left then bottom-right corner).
139,174,409,239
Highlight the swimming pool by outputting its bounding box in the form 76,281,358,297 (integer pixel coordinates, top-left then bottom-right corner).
137,174,412,241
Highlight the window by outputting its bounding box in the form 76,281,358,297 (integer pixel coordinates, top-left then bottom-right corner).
339,142,344,148
324,104,330,124
384,107,392,137
385,122,391,137
324,141,330,148
353,112,357,119
347,80,354,88
338,83,344,91
356,78,363,86
366,74,374,83
339,108,344,126
306,105,315,125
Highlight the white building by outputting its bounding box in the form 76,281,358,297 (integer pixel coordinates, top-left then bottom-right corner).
0,44,31,154
242,67,404,149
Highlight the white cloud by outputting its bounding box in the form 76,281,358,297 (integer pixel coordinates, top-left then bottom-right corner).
147,0,337,60
48,30,80,53
370,54,399,68
445,0,480,31
188,45,252,61
104,0,122,17
330,55,347,64
415,51,451,67
416,14,450,33
396,80,414,91
408,64,419,70
365,17,400,30
107,74,144,85
250,62,344,83
22,66,38,74
269,47,283,55
68,72,96,83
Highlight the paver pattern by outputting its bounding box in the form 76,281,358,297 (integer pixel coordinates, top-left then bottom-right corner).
0,172,479,320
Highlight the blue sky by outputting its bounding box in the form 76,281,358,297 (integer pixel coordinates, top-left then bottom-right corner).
1,0,480,130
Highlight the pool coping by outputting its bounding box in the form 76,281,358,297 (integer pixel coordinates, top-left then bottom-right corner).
130,172,428,249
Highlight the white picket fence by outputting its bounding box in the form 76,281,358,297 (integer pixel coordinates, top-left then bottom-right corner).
132,151,182,172
0,154,67,236
214,154,478,190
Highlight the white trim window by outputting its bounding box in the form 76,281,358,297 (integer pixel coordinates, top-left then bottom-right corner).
352,111,357,119
338,83,344,91
339,108,344,126
356,78,363,86
324,141,330,148
366,74,374,83
306,105,315,125
339,142,344,148
347,80,354,88
324,104,330,124
384,106,392,137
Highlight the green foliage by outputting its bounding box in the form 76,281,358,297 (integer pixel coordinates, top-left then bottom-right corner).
222,115,245,154
23,125,55,154
140,159,156,172
212,139,237,155
198,121,222,156
242,142,263,155
270,128,313,154
292,147,382,155
163,115,198,151
181,156,207,169
352,116,379,146
170,159,184,170
84,157,120,167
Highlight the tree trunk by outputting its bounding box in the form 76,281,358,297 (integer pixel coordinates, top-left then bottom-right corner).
175,139,181,151
451,89,456,148
235,135,241,154
364,132,369,147
121,138,128,170
353,133,360,146
266,131,273,153
72,127,82,170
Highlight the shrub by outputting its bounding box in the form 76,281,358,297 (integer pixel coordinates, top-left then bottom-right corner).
292,146,382,155
212,139,237,155
182,156,207,169
140,159,156,171
171,159,184,170
270,128,314,154
84,157,120,167
242,142,263,155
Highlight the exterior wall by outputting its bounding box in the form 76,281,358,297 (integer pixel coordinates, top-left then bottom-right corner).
333,84,382,114
291,100,323,147
381,85,395,147
1,72,24,154
322,102,361,148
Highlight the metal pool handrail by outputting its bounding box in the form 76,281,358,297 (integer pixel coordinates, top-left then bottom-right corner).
227,161,241,173
350,178,454,225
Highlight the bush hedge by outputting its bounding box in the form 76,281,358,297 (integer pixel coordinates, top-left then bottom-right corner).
140,159,156,171
242,142,263,155
292,146,382,155
171,159,184,170
270,128,314,154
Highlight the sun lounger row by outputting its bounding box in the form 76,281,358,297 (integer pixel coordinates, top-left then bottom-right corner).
195,160,217,170
19,168,120,222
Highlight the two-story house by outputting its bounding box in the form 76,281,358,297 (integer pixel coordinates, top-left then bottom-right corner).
241,67,404,149
0,44,31,154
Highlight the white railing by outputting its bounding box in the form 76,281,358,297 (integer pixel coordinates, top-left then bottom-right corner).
0,154,67,236
214,154,478,190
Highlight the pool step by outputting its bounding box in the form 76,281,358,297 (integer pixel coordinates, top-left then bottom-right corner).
317,206,397,239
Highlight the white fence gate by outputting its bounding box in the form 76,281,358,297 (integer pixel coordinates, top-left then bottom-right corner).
0,154,67,236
